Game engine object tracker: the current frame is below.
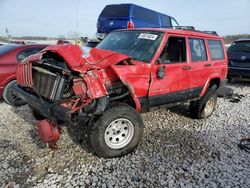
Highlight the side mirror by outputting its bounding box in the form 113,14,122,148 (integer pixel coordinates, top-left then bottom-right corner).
157,65,165,80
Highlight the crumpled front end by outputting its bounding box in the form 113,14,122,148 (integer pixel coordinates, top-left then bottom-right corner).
15,57,109,122
13,44,148,148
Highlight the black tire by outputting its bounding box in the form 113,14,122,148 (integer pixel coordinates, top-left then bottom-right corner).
227,77,232,83
190,88,218,119
89,103,144,158
3,80,26,106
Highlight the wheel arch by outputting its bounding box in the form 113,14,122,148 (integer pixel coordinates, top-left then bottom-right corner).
200,77,221,97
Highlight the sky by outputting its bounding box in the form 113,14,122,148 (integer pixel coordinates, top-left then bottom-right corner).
0,0,250,38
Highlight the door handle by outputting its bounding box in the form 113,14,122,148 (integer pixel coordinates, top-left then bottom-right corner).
204,64,211,67
182,66,192,70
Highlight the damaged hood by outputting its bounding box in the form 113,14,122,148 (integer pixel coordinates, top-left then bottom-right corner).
29,45,131,73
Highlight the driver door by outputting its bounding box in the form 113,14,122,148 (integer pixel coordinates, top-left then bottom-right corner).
148,35,191,107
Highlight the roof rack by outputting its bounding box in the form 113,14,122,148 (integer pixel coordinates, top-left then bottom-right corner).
168,26,218,36
173,26,195,30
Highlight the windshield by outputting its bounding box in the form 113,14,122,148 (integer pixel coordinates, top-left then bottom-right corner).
228,41,250,53
0,44,20,56
96,30,163,63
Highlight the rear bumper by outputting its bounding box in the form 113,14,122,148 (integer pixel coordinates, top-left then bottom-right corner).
12,84,71,122
228,67,250,78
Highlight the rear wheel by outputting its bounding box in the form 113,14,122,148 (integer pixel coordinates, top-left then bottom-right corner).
89,103,144,158
3,80,26,106
190,88,217,119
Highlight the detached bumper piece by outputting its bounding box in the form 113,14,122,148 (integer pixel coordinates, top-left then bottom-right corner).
37,119,61,149
12,84,71,122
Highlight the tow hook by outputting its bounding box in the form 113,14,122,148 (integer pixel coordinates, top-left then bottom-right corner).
36,119,61,149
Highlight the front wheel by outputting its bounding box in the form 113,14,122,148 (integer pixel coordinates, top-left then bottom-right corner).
89,103,144,158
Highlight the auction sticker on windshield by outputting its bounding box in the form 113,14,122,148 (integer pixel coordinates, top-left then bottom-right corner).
138,33,158,40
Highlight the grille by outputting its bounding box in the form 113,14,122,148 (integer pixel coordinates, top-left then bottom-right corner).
16,62,33,87
32,66,65,101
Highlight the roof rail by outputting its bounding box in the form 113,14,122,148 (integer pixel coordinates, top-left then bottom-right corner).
198,30,218,36
172,26,195,30
167,26,218,36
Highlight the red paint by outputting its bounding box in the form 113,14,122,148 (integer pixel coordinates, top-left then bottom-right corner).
16,62,33,87
18,29,228,112
36,119,61,146
127,20,135,29
0,44,48,99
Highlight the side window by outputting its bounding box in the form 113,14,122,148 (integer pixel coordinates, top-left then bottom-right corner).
160,36,186,63
208,40,225,60
170,18,179,27
160,15,171,27
188,38,207,62
17,47,44,61
134,6,159,25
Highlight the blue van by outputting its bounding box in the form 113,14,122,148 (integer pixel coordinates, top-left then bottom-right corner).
97,3,179,39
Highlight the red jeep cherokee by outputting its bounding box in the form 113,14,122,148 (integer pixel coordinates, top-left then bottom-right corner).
12,28,228,158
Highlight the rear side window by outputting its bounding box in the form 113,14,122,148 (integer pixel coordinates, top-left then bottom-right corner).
100,5,130,17
160,15,171,27
17,47,44,61
227,41,250,53
133,6,159,25
188,38,207,61
208,40,225,60
0,45,19,56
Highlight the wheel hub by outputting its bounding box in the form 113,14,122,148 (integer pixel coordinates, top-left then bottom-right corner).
104,118,134,149
204,97,215,116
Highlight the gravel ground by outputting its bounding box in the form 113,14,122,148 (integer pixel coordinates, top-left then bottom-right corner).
0,81,250,188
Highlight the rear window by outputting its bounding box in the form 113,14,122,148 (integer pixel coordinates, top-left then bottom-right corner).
227,41,250,53
17,47,44,61
133,6,159,25
208,40,225,60
100,5,130,17
0,44,19,56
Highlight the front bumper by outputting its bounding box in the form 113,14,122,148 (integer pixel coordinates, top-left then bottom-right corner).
12,84,71,122
228,67,250,79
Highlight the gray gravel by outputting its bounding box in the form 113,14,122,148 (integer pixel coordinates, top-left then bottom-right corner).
0,81,250,187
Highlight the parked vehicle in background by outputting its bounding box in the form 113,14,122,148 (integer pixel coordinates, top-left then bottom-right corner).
227,38,250,80
57,40,71,45
0,44,48,106
85,39,100,48
13,28,227,158
10,41,25,45
97,3,179,39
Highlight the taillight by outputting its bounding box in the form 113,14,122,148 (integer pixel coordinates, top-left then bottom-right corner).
127,20,134,29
